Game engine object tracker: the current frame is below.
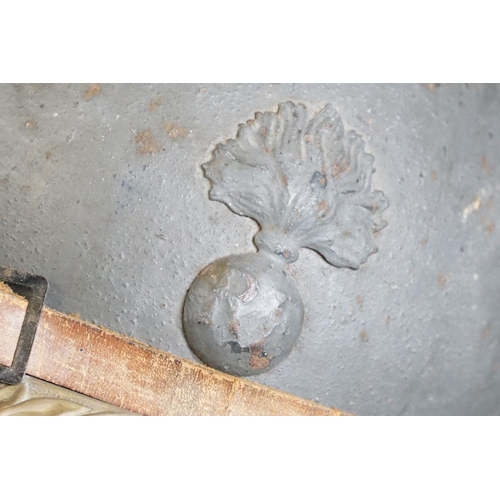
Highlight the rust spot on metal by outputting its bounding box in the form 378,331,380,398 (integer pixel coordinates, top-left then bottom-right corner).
481,155,492,173
228,319,240,338
483,220,495,235
359,330,368,342
135,129,160,156
164,123,187,139
83,84,102,101
438,274,448,289
275,308,282,317
431,171,437,181
332,162,350,178
282,249,291,259
148,96,162,112
356,295,363,310
249,339,271,370
318,200,328,212
385,315,391,326
342,229,351,236
420,237,428,246
25,120,37,129
483,327,490,339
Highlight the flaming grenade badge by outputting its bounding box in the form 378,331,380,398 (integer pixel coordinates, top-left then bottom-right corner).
183,102,388,376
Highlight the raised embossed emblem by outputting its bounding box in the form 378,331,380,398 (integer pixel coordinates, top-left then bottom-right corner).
183,102,388,376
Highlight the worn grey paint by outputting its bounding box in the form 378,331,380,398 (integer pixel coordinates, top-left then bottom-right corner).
0,83,499,415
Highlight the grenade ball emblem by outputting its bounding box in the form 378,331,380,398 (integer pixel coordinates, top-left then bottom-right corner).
183,102,388,376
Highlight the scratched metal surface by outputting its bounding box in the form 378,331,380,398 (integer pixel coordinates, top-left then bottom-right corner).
1,83,499,415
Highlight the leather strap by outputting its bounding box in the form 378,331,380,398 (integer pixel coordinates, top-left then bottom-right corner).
0,283,345,416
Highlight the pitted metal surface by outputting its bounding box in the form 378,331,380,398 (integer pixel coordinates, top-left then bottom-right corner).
1,84,499,414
